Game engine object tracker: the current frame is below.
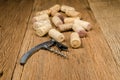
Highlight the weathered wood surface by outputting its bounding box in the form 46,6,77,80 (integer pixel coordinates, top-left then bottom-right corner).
0,0,33,80
0,0,120,80
88,0,120,65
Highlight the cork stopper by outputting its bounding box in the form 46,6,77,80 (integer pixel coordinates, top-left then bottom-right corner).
64,17,80,23
48,29,65,42
74,19,92,31
50,4,61,16
54,13,65,22
51,10,58,16
52,16,63,27
65,10,80,17
33,19,51,30
72,23,87,38
35,9,51,16
32,14,49,22
70,32,81,48
36,25,52,37
61,5,75,12
58,23,73,32
50,4,60,11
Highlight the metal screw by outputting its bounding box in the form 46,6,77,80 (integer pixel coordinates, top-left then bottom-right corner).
49,48,67,58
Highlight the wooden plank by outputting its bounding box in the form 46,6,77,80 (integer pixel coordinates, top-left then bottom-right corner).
13,0,120,80
0,0,33,80
88,0,120,18
88,0,120,65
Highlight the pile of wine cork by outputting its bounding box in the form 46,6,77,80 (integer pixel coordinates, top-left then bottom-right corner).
32,4,92,48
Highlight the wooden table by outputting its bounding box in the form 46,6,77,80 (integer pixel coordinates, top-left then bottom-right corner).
0,0,120,80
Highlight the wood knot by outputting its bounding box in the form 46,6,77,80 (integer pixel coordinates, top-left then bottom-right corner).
86,7,91,11
0,70,3,77
80,18,83,20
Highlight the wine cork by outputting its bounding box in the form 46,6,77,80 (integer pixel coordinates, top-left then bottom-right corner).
35,9,51,16
74,19,92,31
58,23,73,32
66,10,80,17
54,13,62,16
32,14,49,22
48,29,65,42
64,17,80,23
50,4,60,16
52,16,63,27
70,32,81,48
36,26,52,37
72,23,87,38
33,22,43,30
61,5,75,12
50,10,58,16
54,13,64,23
33,19,51,30
50,4,60,12
33,22,52,31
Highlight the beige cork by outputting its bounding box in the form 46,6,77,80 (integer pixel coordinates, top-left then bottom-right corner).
74,19,92,31
36,26,52,37
33,22,43,30
51,10,58,16
50,4,60,16
66,10,80,17
70,32,81,48
32,14,49,22
64,17,80,23
48,29,65,42
72,23,87,38
58,23,73,32
54,13,65,22
50,4,60,11
33,19,51,30
54,13,62,16
52,16,63,27
61,5,75,12
33,22,52,31
35,9,51,16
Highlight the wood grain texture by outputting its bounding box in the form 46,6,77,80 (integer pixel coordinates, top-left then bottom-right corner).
88,0,120,65
0,0,33,80
0,0,120,80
